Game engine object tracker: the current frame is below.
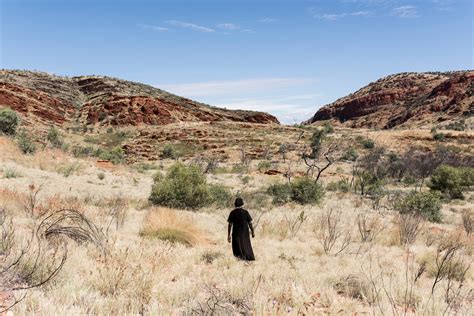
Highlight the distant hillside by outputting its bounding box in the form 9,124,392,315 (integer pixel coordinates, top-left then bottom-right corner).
306,71,473,129
0,70,279,128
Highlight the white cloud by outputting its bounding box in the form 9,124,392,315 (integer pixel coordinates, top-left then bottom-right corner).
259,17,276,23
138,24,169,32
431,0,456,11
217,23,240,30
221,97,319,124
310,8,372,20
157,78,320,124
392,5,419,18
158,78,316,97
166,20,215,32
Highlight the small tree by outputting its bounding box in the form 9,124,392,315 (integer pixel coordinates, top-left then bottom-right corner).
161,144,179,159
16,129,36,154
428,165,474,199
268,177,324,205
291,177,324,205
302,130,339,183
0,108,19,136
47,126,63,148
394,191,442,222
149,163,212,209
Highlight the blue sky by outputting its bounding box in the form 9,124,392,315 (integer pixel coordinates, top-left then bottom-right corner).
1,0,472,124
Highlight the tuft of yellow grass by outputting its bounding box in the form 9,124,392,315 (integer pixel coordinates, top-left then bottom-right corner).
139,207,206,247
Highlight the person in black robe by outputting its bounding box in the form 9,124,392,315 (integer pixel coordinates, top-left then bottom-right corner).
227,198,255,261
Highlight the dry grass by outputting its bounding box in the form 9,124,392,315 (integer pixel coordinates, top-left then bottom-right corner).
0,131,472,314
139,207,207,247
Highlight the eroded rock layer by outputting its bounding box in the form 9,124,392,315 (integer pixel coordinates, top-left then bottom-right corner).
0,70,279,128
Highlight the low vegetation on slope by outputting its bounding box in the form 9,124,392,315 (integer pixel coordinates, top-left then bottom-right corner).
0,110,473,314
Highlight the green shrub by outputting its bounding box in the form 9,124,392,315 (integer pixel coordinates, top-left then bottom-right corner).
267,182,293,205
209,184,232,208
97,172,105,180
433,133,445,141
326,179,351,192
16,129,36,154
0,108,19,136
292,177,324,204
237,191,270,211
354,170,383,196
309,129,326,158
444,120,465,131
98,147,124,164
71,145,96,158
322,122,334,134
57,163,81,177
161,144,179,159
241,175,251,185
149,163,212,209
46,126,64,148
84,131,129,148
428,165,474,199
3,167,22,179
342,147,358,161
362,139,375,149
402,175,417,186
394,191,442,222
268,177,324,205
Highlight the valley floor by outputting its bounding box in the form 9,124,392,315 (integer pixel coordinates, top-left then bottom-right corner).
0,130,473,315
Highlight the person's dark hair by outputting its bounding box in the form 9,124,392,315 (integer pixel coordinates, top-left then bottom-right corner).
235,197,244,207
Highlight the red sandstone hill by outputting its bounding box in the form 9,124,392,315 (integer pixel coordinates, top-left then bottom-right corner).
306,71,473,129
0,70,279,128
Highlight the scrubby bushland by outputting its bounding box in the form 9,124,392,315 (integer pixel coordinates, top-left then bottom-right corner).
98,147,125,164
46,126,64,149
428,165,474,199
292,177,325,204
16,129,36,154
267,177,324,205
70,144,124,164
0,108,19,136
209,184,232,208
394,191,442,222
160,144,180,159
362,139,375,149
341,147,358,161
150,163,210,209
433,132,445,141
444,120,466,131
322,122,334,134
353,147,388,196
308,129,326,158
149,163,231,209
402,146,474,189
326,179,351,192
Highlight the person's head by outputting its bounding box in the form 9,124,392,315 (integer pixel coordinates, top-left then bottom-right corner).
234,197,244,208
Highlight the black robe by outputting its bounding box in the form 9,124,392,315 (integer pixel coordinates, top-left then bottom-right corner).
227,208,255,261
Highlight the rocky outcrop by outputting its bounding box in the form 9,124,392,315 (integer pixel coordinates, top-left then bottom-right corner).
0,70,279,128
307,71,473,129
